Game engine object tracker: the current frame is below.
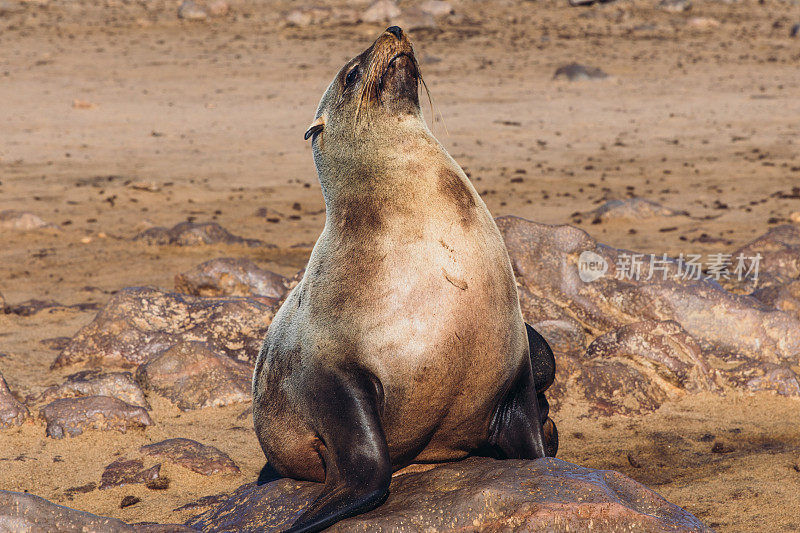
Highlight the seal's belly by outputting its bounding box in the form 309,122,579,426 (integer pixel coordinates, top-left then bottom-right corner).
342,230,524,464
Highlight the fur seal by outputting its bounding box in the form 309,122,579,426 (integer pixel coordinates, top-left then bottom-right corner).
253,26,558,533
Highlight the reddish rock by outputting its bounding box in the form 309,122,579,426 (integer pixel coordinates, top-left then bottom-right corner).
135,221,269,248
751,280,800,319
36,370,149,409
100,458,161,490
186,457,710,532
141,438,239,476
40,396,153,439
0,490,133,532
136,341,252,410
730,224,800,288
174,257,289,299
0,373,29,429
496,216,800,366
53,287,277,368
576,321,716,415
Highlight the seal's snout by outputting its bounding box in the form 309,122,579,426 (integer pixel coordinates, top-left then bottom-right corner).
385,26,403,40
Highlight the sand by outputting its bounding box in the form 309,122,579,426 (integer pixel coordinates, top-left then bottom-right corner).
1,0,799,530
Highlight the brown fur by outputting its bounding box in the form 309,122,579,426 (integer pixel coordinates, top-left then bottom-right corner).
253,28,530,485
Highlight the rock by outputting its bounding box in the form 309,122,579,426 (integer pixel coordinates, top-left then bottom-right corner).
53,287,277,368
39,336,72,351
659,0,691,12
553,63,609,81
687,17,720,30
0,210,57,231
531,319,587,359
36,370,149,409
186,457,710,532
100,458,161,490
732,225,800,285
419,0,453,17
0,373,29,429
285,7,329,27
136,341,252,410
362,0,400,23
135,221,269,248
140,438,239,476
175,257,289,299
576,321,715,414
751,280,800,320
177,0,207,20
583,198,688,223
40,396,153,439
0,490,135,532
4,299,100,316
496,216,800,367
791,23,800,38
568,0,597,5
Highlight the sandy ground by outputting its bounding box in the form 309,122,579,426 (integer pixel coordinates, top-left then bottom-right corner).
1,0,800,530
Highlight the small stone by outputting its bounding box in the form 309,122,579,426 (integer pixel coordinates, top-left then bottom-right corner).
791,23,799,38
120,495,141,508
553,63,608,81
687,16,720,30
174,257,289,299
140,438,240,476
100,458,161,490
129,181,161,192
37,370,149,409
659,0,691,12
399,8,437,30
136,341,252,410
0,210,57,231
40,396,153,439
362,0,400,23
72,99,97,110
177,0,207,20
0,373,29,429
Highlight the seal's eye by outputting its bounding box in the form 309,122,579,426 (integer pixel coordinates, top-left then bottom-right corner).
345,66,359,88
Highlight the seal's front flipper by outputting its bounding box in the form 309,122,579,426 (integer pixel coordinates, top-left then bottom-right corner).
526,322,555,394
286,366,391,533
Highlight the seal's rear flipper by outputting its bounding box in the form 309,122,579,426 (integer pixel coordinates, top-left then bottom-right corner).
526,322,555,394
286,366,391,533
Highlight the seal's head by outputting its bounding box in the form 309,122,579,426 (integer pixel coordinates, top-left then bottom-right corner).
305,26,425,174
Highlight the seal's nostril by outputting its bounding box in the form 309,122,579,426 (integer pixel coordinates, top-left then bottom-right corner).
386,26,403,39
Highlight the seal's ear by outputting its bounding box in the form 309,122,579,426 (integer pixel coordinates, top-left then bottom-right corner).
304,117,325,141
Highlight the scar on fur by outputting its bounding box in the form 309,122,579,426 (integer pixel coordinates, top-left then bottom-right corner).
442,267,467,290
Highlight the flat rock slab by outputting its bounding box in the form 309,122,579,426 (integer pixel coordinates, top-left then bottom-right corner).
0,373,29,429
581,197,688,223
141,438,239,476
36,370,149,409
53,287,277,368
186,457,710,532
174,257,289,299
135,221,270,248
40,396,153,439
136,341,252,410
0,490,134,532
100,458,161,490
0,490,193,532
